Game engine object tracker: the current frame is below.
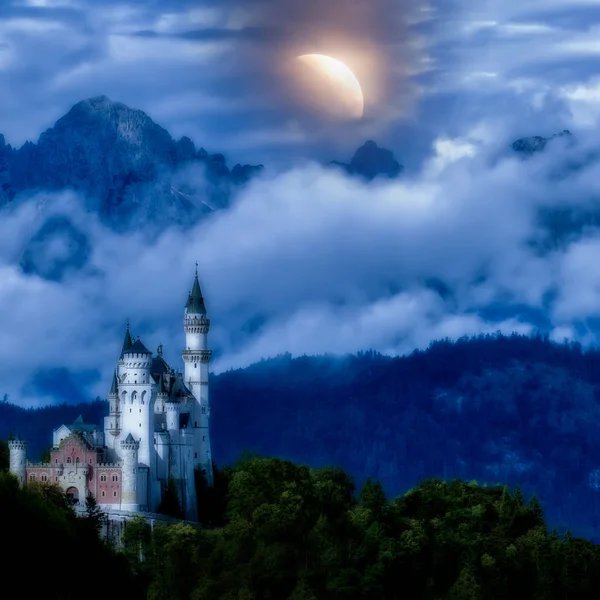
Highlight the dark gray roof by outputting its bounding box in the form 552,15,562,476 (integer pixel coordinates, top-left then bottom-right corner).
109,370,118,395
124,338,152,355
185,271,206,314
157,373,168,395
120,322,133,357
70,415,97,433
151,354,170,376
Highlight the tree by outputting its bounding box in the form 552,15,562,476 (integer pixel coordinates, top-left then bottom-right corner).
157,477,183,519
0,439,8,472
84,493,106,536
39,444,52,463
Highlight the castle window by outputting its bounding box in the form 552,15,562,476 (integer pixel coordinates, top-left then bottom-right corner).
203,436,205,442
55,477,58,482
194,453,197,458
89,459,92,464
113,491,117,497
55,459,58,464
202,406,206,414
112,474,118,482
76,457,80,463
41,475,47,482
67,457,71,464
100,474,107,482
194,421,197,427
101,491,105,497
29,475,35,481
194,363,197,368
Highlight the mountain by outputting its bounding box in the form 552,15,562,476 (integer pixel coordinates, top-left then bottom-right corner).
511,129,575,155
5,333,600,541
329,140,404,180
0,96,263,230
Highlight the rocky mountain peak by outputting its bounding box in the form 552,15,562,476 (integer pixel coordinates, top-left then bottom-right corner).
330,140,404,180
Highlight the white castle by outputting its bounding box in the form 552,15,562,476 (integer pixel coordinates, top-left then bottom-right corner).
9,269,213,522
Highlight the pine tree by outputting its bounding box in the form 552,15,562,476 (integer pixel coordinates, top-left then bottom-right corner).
84,494,106,536
158,477,183,519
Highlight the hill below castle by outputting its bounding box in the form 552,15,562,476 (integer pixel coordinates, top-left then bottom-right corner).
4,333,600,541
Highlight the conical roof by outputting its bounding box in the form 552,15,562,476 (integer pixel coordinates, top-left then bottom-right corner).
124,338,152,355
120,321,133,357
185,267,206,315
109,370,118,395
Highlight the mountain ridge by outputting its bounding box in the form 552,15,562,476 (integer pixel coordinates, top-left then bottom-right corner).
3,333,600,541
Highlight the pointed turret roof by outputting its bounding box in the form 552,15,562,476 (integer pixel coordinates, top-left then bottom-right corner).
124,433,135,443
157,373,168,395
109,370,118,395
120,320,133,357
125,338,152,355
185,264,206,315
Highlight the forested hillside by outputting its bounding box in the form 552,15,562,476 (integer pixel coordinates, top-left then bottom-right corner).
5,333,600,540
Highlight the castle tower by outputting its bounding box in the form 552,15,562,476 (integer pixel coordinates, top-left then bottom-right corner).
107,370,121,437
181,265,213,485
119,337,155,469
120,434,140,512
9,439,27,486
155,372,169,414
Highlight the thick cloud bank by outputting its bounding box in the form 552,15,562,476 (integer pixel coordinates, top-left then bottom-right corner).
3,133,600,406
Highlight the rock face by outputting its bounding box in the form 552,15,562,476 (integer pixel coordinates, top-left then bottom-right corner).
511,129,575,155
0,96,263,230
330,140,403,180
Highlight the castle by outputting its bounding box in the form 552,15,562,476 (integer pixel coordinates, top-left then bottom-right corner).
8,269,213,522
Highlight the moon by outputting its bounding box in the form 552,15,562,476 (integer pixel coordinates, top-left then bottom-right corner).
294,54,364,120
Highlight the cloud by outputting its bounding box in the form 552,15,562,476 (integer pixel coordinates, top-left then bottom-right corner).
4,0,600,407
4,133,600,407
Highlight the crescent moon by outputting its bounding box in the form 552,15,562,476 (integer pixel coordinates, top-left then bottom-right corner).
296,54,364,119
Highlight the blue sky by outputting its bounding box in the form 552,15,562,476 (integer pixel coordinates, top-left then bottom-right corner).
3,0,600,406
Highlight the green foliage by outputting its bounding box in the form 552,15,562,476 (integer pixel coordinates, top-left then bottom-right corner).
0,474,143,599
39,443,51,463
0,438,8,472
120,457,600,599
84,493,106,535
157,476,183,519
196,461,231,526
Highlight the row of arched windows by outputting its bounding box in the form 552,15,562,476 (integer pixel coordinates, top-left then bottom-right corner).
121,390,148,404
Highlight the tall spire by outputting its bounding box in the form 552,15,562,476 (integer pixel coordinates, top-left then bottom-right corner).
109,370,118,395
185,265,206,314
120,320,133,357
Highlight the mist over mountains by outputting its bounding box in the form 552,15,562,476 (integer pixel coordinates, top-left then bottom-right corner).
0,96,263,231
0,94,572,238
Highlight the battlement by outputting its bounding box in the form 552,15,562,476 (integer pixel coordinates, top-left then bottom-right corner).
26,462,51,468
95,462,122,468
8,440,27,450
181,349,212,363
165,402,181,411
120,440,140,451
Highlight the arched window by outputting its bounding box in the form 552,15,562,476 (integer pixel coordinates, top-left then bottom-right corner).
140,391,146,405
113,491,117,497
131,391,137,403
67,457,71,464
202,406,206,414
121,391,128,405
112,474,118,482
76,457,80,463
101,490,105,497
